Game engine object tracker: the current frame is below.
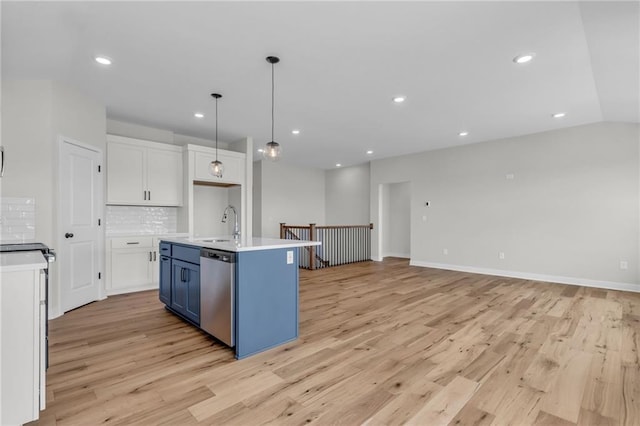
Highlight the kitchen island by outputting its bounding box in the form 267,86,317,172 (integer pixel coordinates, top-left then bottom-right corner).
159,236,320,359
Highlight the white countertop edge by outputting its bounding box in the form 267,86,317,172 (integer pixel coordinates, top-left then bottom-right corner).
0,251,47,272
160,236,321,252
106,232,190,238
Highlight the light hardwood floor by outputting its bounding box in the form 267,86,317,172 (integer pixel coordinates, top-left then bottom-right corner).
32,258,639,425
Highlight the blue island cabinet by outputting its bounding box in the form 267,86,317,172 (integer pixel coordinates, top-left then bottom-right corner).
171,259,200,325
159,241,301,359
234,248,299,359
159,242,201,326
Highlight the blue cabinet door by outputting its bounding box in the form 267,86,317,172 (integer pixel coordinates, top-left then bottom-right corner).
171,261,187,315
184,262,200,324
171,259,200,325
159,255,171,305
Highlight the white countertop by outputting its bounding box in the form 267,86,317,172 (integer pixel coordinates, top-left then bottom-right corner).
106,232,190,238
160,236,321,252
0,251,47,272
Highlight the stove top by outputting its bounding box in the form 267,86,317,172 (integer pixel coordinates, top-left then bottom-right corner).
0,242,51,252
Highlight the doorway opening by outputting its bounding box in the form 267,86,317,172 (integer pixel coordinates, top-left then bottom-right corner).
379,182,411,259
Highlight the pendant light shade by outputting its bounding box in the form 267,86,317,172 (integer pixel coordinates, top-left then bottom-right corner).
263,56,282,161
209,93,224,178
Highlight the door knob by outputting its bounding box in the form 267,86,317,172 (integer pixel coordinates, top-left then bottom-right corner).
65,233,74,238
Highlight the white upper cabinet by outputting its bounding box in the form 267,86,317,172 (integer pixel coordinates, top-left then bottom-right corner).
107,135,183,206
193,149,244,185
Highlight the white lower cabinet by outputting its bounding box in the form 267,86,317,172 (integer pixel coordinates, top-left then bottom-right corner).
106,236,161,295
1,254,46,425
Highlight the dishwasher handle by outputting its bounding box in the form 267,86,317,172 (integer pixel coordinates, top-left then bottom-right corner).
200,249,235,263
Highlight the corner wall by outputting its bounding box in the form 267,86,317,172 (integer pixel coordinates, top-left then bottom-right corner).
253,160,325,238
370,122,639,289
1,80,107,316
325,162,370,225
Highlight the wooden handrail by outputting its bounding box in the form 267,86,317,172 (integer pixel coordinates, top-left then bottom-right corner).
281,223,374,230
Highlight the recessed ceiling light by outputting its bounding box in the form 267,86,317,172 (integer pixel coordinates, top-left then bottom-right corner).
513,53,535,64
459,131,469,137
95,56,112,65
393,96,406,103
194,113,204,118
257,149,264,153
336,163,342,167
291,129,300,135
552,112,566,118
366,150,373,155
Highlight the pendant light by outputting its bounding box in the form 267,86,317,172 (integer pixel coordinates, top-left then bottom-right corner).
209,93,224,177
263,56,282,161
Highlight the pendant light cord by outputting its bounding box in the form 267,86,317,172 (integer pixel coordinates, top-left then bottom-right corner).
271,61,275,142
215,96,219,162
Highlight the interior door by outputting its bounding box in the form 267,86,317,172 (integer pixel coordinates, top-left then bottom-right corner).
59,139,103,312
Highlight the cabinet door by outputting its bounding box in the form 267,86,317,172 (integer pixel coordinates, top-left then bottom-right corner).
110,249,153,291
194,151,244,184
184,262,200,324
171,260,200,325
159,255,171,305
171,260,188,316
107,142,146,204
146,148,183,206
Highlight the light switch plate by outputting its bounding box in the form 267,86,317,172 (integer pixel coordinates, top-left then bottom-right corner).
287,250,294,264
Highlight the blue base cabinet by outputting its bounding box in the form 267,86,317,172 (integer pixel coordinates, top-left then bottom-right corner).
159,243,201,326
159,255,171,305
171,259,200,325
159,241,300,359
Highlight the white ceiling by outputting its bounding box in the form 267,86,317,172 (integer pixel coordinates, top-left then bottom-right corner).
2,1,638,169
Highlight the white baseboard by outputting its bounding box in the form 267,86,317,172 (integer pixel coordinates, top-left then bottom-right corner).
106,284,157,297
383,252,410,259
409,260,640,293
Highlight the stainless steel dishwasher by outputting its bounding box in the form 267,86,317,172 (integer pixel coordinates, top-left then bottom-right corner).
200,248,236,347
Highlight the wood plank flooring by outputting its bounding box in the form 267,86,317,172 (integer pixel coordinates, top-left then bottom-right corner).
31,258,640,425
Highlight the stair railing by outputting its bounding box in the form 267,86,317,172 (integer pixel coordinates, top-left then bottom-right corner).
280,223,373,270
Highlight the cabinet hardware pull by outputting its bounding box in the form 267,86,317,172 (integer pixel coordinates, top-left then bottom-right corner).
0,146,4,178
148,191,151,201
126,242,139,245
149,251,152,261
153,251,157,261
143,190,146,200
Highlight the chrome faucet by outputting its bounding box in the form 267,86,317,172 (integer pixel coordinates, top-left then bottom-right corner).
221,205,240,240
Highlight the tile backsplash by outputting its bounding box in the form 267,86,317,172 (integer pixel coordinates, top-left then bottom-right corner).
0,197,36,243
106,206,177,235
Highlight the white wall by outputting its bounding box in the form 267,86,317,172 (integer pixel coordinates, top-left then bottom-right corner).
252,161,262,236
253,160,325,238
1,80,107,316
381,182,410,258
1,81,53,245
107,118,230,149
193,185,228,237
370,122,640,288
325,163,370,225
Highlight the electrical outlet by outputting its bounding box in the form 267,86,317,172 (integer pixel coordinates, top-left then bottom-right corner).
443,248,448,255
506,173,515,180
499,252,505,260
620,260,628,270
287,250,294,265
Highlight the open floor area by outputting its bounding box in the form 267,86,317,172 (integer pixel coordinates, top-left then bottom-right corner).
33,259,640,425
